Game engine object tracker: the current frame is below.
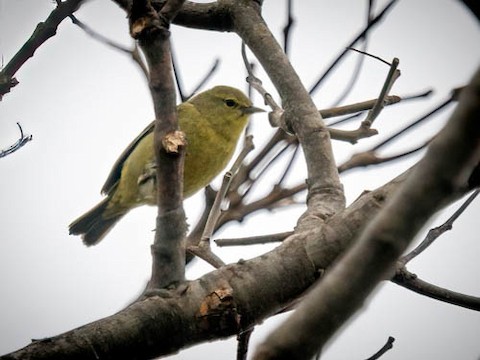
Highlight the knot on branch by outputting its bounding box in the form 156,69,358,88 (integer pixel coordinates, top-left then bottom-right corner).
162,130,186,154
196,281,241,334
129,0,169,40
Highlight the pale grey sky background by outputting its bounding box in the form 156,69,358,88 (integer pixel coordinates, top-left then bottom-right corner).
0,1,479,359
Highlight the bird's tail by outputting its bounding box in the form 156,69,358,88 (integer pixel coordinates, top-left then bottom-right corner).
69,197,126,246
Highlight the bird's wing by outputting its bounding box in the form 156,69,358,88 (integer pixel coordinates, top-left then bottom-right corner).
101,120,155,195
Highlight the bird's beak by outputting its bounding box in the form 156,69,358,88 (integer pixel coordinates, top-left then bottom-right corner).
242,105,265,115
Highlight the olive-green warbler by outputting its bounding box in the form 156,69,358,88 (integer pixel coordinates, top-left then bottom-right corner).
69,86,263,246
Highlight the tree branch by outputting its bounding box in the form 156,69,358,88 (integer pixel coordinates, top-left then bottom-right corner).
0,164,406,360
129,0,187,290
398,189,479,266
0,0,85,99
233,0,345,228
392,267,480,311
308,0,398,95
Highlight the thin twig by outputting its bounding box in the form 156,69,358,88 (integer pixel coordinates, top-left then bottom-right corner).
208,136,255,237
327,89,433,126
338,95,455,172
347,47,391,66
70,14,149,78
393,267,480,311
320,58,401,145
247,140,294,191
215,231,293,247
0,0,85,99
338,141,427,173
282,0,294,55
398,189,480,266
172,44,220,102
0,122,33,158
70,15,130,53
365,336,395,360
171,47,187,101
187,58,220,98
330,2,374,107
400,88,434,101
241,42,284,128
308,0,398,95
362,57,400,127
322,95,401,120
372,97,453,151
189,136,255,268
277,143,300,186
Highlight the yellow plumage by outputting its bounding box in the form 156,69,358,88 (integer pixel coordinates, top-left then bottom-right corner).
69,86,263,245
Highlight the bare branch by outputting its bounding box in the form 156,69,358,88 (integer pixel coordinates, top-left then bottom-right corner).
308,0,399,95
282,0,295,55
392,267,480,311
398,189,480,266
189,136,255,268
329,2,374,106
0,0,85,99
347,47,392,66
322,95,401,120
215,231,293,247
69,14,149,78
187,58,220,98
365,336,395,360
372,96,453,151
362,57,400,128
130,0,187,290
241,42,284,130
338,142,427,173
172,45,220,102
338,94,454,172
327,89,433,126
0,122,33,158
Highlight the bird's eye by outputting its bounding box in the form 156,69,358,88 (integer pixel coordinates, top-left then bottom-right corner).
224,99,237,108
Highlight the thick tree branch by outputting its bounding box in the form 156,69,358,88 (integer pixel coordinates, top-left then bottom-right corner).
0,165,405,360
113,0,234,31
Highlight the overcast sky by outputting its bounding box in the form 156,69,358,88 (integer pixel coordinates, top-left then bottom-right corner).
1,1,479,359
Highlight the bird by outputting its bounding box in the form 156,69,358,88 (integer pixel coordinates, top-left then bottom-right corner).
69,86,263,246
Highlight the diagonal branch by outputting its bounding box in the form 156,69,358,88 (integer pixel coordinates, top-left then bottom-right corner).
69,14,149,78
234,2,345,227
0,0,85,99
308,0,398,95
399,189,479,266
392,267,480,311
